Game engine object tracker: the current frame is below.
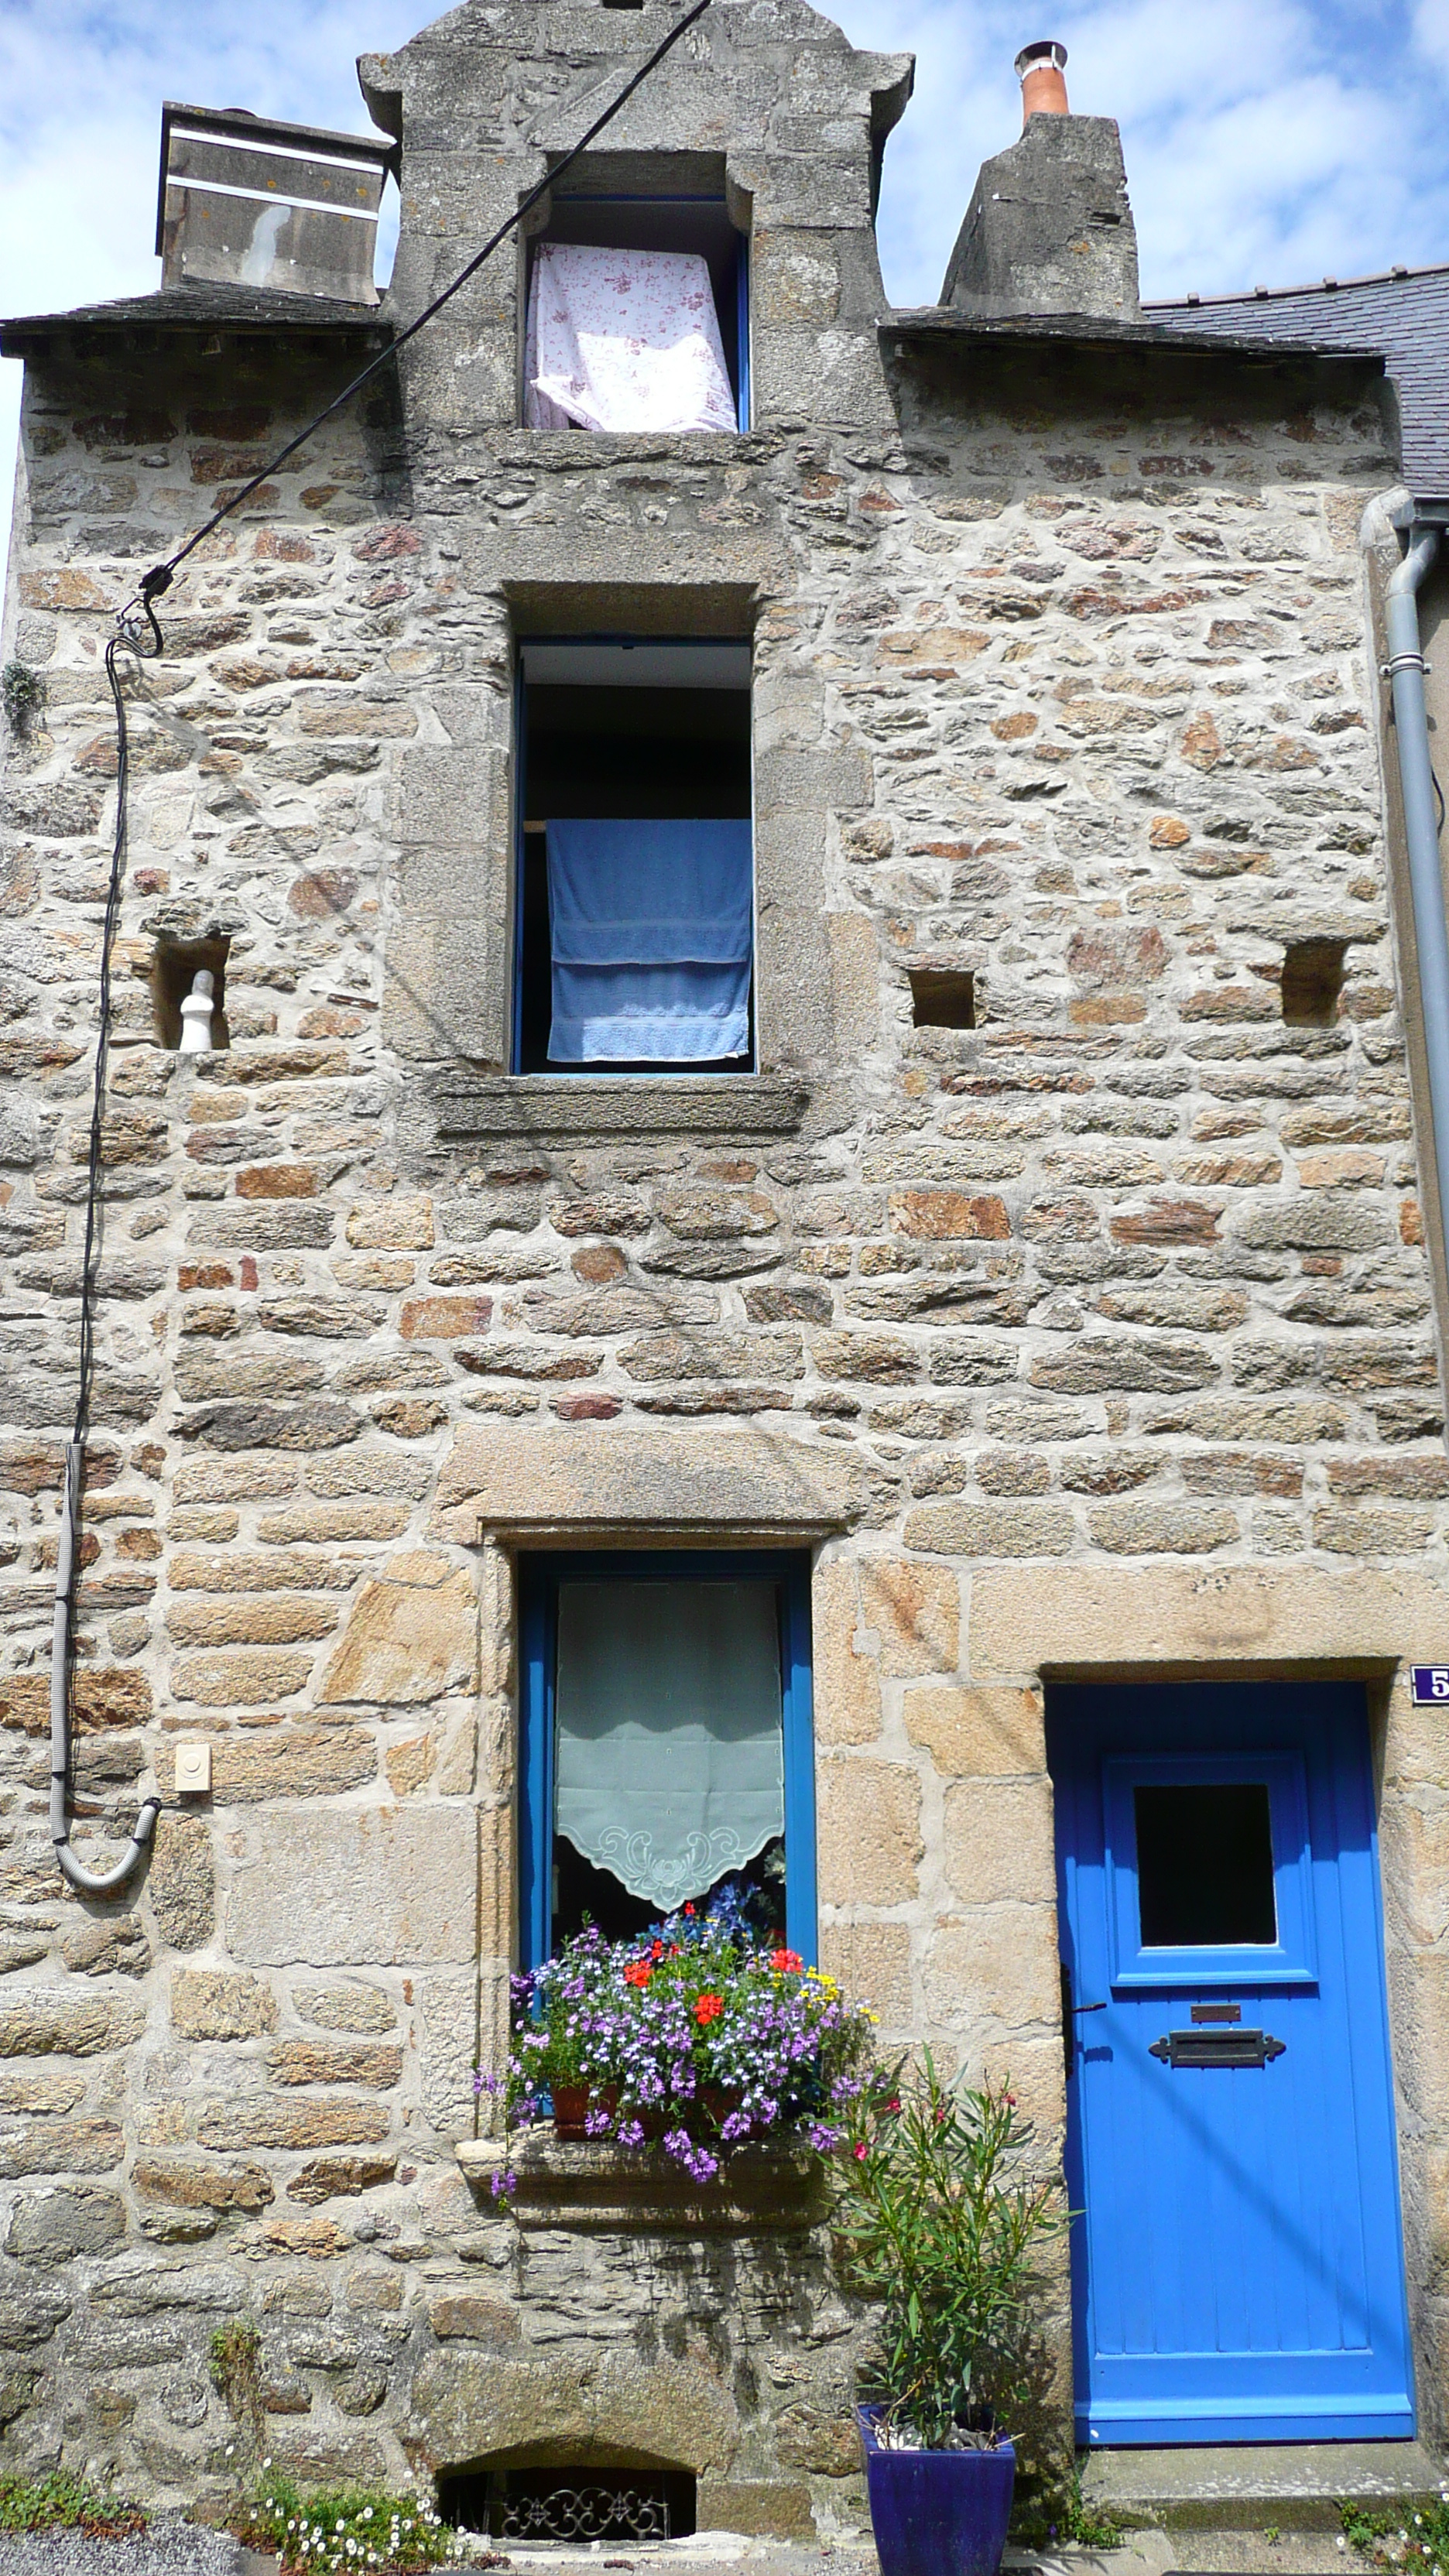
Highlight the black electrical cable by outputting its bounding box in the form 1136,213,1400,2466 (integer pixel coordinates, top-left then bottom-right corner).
1434,766,1446,838
54,0,715,1888
73,618,160,1450
125,0,713,642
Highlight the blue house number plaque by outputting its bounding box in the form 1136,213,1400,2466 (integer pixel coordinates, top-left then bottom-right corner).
1411,1667,1449,1704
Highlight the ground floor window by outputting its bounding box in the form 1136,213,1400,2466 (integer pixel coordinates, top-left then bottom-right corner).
518,1550,815,1967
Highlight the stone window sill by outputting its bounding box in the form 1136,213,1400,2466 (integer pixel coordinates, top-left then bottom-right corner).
435,1074,810,1141
456,2132,827,2232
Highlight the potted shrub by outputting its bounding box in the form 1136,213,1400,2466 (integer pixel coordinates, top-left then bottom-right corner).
481,1891,876,2187
833,2057,1064,2576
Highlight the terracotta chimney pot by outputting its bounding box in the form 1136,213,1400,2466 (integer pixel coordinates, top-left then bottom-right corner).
1015,39,1069,125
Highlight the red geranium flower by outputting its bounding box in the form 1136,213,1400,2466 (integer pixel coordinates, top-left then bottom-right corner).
769,1947,803,1974
623,1961,652,1989
694,1993,724,2026
683,1903,696,1917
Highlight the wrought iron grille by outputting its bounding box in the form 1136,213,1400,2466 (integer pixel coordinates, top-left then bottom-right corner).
481,2468,695,2543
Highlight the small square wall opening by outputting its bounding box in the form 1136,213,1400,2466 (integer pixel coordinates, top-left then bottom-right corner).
152,937,230,1053
1281,939,1346,1027
909,968,976,1029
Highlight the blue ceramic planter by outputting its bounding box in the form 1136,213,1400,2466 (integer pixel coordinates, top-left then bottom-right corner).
857,2406,1016,2576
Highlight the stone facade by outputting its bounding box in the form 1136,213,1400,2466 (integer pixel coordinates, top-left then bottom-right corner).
0,0,1447,2525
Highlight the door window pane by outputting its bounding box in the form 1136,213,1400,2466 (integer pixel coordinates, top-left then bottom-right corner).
1133,1782,1277,1947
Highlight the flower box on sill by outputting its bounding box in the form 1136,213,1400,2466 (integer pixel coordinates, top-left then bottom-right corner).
456,2128,828,2234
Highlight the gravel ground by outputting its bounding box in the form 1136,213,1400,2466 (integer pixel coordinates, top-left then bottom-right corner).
0,2526,268,2576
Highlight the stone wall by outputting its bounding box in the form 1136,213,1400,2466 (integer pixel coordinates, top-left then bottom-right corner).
2,0,1448,2515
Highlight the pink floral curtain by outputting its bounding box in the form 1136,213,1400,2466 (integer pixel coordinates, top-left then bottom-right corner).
525,242,737,434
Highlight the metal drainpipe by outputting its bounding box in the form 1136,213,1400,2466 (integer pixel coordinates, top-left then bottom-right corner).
50,1440,160,1897
1385,523,1449,1301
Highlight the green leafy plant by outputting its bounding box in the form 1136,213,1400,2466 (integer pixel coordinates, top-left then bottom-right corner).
0,2471,145,2536
1050,2470,1126,2550
832,2054,1065,2451
232,2470,451,2575
209,2316,265,2448
1,661,43,735
1342,2491,1449,2574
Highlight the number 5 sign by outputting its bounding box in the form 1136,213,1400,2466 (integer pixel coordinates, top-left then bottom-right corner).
1411,1667,1449,1704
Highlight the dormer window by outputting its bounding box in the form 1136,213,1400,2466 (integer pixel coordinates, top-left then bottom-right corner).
522,166,748,433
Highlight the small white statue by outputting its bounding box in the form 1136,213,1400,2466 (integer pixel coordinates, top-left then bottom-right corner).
178,968,216,1057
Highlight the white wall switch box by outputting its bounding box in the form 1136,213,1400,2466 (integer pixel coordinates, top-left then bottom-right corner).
174,1743,211,1795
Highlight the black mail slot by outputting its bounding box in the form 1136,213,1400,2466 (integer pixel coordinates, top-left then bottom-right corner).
1149,2027,1285,2069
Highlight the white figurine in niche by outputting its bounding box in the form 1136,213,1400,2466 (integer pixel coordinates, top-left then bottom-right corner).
178,968,216,1057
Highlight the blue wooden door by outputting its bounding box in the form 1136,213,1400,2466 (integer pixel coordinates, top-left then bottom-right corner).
1048,1681,1413,2447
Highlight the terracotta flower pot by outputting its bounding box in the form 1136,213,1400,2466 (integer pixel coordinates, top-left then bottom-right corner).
552,2083,618,2140
551,2084,591,2140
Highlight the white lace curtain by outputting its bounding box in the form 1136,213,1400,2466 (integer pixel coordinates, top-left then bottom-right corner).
524,242,738,435
555,1579,784,1908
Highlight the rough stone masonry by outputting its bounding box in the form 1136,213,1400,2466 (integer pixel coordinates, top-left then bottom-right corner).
0,0,1447,2530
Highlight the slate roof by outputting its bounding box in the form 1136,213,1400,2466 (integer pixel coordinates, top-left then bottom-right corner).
0,284,390,358
1148,265,1449,500
881,307,1373,365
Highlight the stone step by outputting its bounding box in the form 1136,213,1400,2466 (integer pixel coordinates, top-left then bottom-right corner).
1079,2442,1447,2533
1015,2538,1353,2576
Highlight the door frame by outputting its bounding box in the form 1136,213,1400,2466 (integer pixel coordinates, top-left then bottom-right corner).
1048,1677,1415,2448
959,1560,1441,2444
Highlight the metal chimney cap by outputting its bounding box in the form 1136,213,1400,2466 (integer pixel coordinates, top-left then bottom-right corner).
1015,40,1068,76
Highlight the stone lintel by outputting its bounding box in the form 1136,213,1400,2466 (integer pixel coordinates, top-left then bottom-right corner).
456,2135,826,2232
970,1564,1449,1684
433,1075,811,1141
431,1422,861,1544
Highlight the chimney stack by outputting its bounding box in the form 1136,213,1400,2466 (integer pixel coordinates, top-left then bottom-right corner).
1016,39,1069,125
940,42,1141,325
156,102,393,305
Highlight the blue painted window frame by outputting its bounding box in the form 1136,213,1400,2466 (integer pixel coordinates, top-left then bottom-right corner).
518,1548,815,1971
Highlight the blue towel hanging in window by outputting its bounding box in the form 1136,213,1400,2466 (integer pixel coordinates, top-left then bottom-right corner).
546,817,752,1063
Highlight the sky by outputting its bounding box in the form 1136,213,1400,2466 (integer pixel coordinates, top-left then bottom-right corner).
3,0,1449,575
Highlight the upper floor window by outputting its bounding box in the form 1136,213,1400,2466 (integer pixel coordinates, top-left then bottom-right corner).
522,179,748,433
512,638,754,1075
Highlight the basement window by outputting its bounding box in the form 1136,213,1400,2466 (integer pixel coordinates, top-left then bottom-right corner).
523,178,748,432
513,638,753,1074
909,968,976,1029
1282,939,1347,1026
439,2462,697,2543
